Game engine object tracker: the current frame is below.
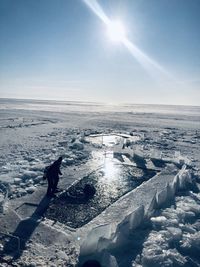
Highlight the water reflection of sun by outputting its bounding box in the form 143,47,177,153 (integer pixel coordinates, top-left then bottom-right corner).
103,157,118,181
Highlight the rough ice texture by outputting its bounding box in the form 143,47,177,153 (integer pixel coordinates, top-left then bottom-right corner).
79,164,189,256
177,167,192,190
131,190,200,267
80,224,115,256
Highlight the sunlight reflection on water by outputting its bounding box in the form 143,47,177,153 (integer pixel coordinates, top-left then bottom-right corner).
86,134,142,196
87,150,136,202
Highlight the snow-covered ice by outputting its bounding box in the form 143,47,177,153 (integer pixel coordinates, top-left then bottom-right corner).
0,99,200,266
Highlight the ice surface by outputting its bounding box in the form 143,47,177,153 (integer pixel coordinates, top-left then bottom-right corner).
14,178,22,185
0,100,199,266
142,247,187,267
150,149,162,160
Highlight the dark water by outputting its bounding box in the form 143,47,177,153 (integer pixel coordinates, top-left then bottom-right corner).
45,134,158,228
45,163,156,228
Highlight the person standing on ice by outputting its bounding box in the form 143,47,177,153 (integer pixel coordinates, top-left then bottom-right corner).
43,156,63,197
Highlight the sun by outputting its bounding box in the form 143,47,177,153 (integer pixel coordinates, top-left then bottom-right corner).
106,20,126,42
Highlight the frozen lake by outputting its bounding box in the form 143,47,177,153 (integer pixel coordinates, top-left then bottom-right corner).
0,98,200,267
0,98,200,116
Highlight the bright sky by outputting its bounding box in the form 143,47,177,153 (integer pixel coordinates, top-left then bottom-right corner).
0,0,200,105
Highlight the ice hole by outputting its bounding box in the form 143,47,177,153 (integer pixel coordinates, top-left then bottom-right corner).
85,133,140,147
45,158,157,228
45,133,171,228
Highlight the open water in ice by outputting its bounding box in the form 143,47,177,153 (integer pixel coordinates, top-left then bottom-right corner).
45,134,157,228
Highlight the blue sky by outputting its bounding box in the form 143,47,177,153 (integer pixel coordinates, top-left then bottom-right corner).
0,0,200,105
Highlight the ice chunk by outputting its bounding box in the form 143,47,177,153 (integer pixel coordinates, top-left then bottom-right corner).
22,170,38,180
14,178,22,185
180,232,200,255
142,230,187,267
150,149,165,168
26,186,36,194
179,224,196,234
56,250,69,260
121,155,134,165
166,227,182,241
30,163,45,172
151,216,167,226
58,140,68,146
84,129,93,136
174,151,191,166
26,179,34,186
142,244,169,267
167,249,187,266
162,208,179,221
156,186,168,208
33,175,43,184
176,196,200,215
79,136,86,143
177,168,192,190
62,157,76,166
150,149,162,160
151,212,178,229
0,174,13,183
80,224,115,256
70,140,84,150
16,188,27,197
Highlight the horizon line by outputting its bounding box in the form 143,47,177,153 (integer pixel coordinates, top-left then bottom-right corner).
0,97,199,108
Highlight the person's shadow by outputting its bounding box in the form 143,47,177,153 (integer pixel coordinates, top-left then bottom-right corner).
2,195,51,260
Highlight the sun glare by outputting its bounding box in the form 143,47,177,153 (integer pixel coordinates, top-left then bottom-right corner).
83,0,171,79
106,20,126,42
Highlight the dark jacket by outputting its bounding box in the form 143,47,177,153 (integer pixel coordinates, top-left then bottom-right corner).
44,157,62,180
